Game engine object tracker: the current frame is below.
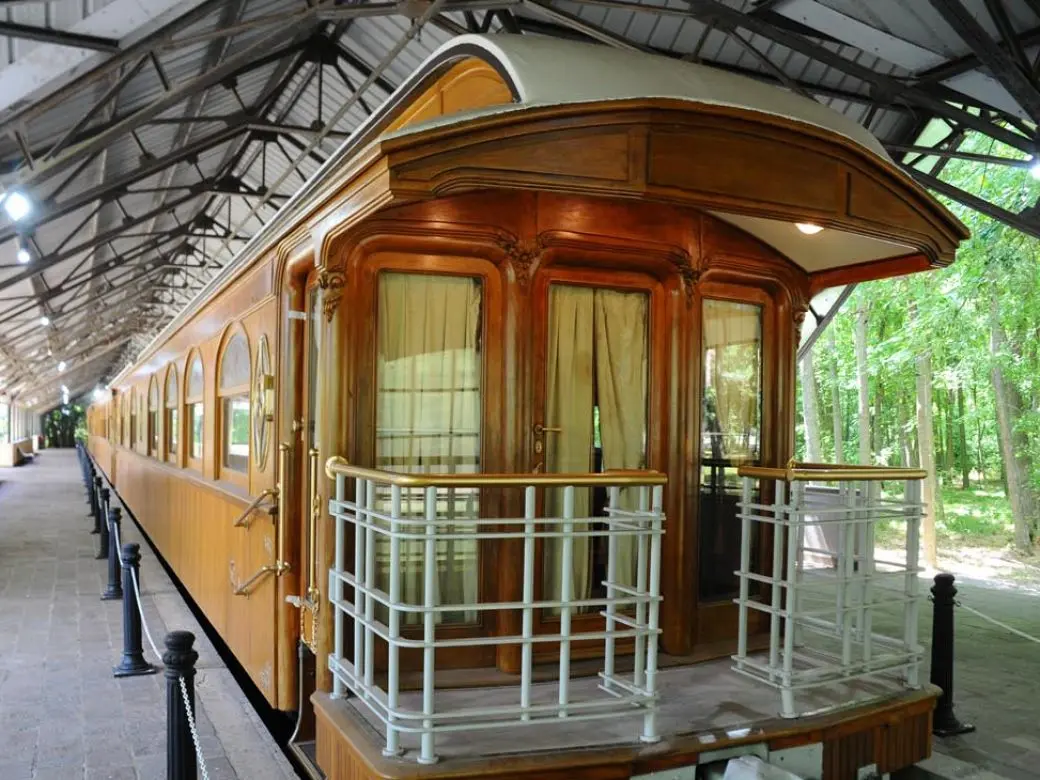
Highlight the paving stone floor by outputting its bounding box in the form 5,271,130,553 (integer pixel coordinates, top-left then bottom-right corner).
0,450,299,780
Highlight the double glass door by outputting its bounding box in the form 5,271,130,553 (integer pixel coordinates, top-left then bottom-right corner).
534,275,653,636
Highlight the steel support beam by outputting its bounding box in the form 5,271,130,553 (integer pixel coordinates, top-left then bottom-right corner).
908,167,1040,239
0,21,119,52
927,0,1040,126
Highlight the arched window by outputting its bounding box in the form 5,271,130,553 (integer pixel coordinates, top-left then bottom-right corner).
186,352,204,465
129,389,137,449
218,331,250,475
148,377,159,456
165,366,179,461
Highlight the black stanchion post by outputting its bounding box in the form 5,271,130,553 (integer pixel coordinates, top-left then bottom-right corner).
931,572,975,736
88,467,98,516
101,508,123,601
165,631,199,780
95,501,110,560
93,475,103,525
94,486,108,535
114,543,158,678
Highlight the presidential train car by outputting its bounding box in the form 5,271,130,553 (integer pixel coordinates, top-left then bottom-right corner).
87,33,967,780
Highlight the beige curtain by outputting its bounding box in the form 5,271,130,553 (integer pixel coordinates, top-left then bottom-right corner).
377,272,482,624
544,286,648,609
595,290,649,588
544,286,595,608
703,300,762,462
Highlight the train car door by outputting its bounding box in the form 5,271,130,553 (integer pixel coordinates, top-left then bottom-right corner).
285,268,324,769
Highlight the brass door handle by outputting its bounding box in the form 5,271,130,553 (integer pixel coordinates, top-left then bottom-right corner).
533,423,562,436
307,447,320,603
273,442,291,577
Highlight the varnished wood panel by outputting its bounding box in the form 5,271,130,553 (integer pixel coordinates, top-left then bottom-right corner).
398,128,634,184
385,58,513,135
648,127,841,211
109,446,280,703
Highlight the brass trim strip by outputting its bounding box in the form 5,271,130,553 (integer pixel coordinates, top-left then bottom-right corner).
324,455,668,487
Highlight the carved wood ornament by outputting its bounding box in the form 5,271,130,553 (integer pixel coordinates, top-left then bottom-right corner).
495,237,542,288
317,267,346,322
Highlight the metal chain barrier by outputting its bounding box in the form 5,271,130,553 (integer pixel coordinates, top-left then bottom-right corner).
180,676,212,780
957,602,1040,646
110,517,211,780
130,566,163,661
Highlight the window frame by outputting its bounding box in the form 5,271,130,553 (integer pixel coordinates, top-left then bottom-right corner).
529,263,666,662
692,279,778,645
216,328,251,486
165,364,180,464
129,388,137,450
355,250,505,670
185,350,205,472
147,376,159,457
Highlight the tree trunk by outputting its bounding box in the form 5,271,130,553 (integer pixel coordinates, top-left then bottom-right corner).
898,397,911,469
873,375,886,464
916,348,940,568
957,385,970,489
972,380,985,482
800,349,823,463
830,329,843,463
934,390,947,478
943,387,956,481
855,300,871,466
990,295,1038,553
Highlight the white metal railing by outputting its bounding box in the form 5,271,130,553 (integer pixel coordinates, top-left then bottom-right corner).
733,462,926,719
325,458,666,765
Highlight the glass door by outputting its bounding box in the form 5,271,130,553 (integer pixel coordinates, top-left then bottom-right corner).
533,275,653,656
695,287,771,647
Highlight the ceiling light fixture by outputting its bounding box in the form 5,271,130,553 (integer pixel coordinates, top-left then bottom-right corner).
3,191,32,222
39,315,50,326
57,361,66,373
796,222,824,235
16,235,31,264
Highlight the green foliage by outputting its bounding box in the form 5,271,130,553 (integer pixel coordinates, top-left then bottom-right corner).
875,484,1013,549
798,128,1040,546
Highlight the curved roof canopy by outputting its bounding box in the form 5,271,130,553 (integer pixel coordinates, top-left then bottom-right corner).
412,33,890,160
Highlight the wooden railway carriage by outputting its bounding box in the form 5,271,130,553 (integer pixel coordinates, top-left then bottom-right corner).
87,34,967,780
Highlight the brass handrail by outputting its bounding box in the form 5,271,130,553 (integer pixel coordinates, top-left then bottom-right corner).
231,487,279,528
324,455,668,487
738,460,927,482
233,563,283,597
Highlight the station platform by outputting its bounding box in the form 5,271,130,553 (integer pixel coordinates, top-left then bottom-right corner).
0,449,298,780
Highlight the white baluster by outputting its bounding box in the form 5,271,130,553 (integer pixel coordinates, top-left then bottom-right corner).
521,485,536,720
364,481,377,694
641,484,663,744
384,483,403,756
769,480,786,684
332,473,345,698
904,478,922,688
633,485,648,691
558,485,575,717
780,481,801,718
353,477,366,693
603,485,620,693
736,476,752,671
420,485,438,764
